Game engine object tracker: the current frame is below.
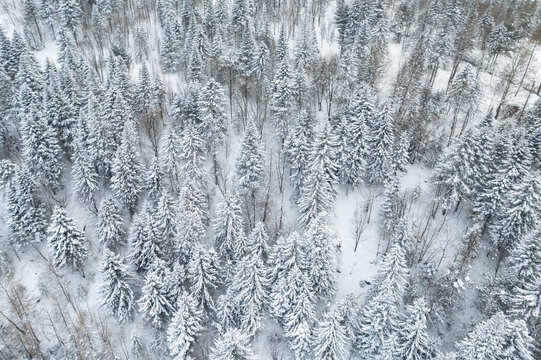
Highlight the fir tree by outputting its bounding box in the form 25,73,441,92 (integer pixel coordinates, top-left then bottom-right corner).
99,249,135,324
160,126,183,186
511,226,541,283
47,207,87,273
145,157,164,203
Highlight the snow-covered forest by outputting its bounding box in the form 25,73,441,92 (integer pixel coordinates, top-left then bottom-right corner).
0,0,540,358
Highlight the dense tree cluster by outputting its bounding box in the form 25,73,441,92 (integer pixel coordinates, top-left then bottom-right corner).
0,0,540,359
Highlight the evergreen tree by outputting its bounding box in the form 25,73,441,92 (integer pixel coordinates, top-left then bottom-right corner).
456,312,534,360
395,298,440,360
304,213,336,300
72,139,100,204
312,305,348,360
99,249,135,324
128,203,162,273
246,222,270,260
187,243,221,311
145,157,164,203
366,104,395,183
200,78,228,154
167,291,204,360
139,265,176,329
47,207,87,273
209,328,256,360
214,192,245,265
297,123,339,228
490,171,541,251
354,281,399,360
286,110,316,191
282,265,316,360
155,193,178,262
111,119,143,211
234,122,265,196
1,164,47,249
160,126,183,185
509,274,541,326
231,250,271,336
511,226,541,283
21,103,63,188
96,196,125,249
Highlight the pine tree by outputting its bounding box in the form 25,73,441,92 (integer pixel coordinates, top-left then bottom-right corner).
246,222,270,260
139,265,176,329
47,207,87,273
96,196,125,249
395,298,440,360
167,291,204,360
234,122,265,196
366,104,394,183
509,274,541,325
312,305,348,360
209,328,256,360
99,249,135,324
111,119,143,211
200,78,228,154
58,0,81,34
304,213,336,300
374,241,409,302
269,232,309,322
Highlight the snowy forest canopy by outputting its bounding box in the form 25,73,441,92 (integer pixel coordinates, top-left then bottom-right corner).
0,0,540,359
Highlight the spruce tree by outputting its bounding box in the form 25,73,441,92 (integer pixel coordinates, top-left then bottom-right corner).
312,305,348,360
167,291,204,360
209,328,256,360
187,243,221,311
96,196,125,249
111,119,143,212
99,249,136,324
214,192,245,265
304,213,336,300
395,298,440,360
366,103,395,184
234,122,265,197
286,110,316,191
47,207,87,273
282,264,316,360
139,265,176,329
